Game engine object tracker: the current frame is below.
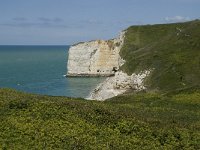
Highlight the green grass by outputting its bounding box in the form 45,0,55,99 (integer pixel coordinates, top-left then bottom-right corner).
0,88,200,149
120,20,200,92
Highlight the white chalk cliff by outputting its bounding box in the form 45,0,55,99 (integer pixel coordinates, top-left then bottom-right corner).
67,31,151,100
67,32,125,76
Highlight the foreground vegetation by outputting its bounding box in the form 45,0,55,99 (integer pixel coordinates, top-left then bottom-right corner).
0,88,200,149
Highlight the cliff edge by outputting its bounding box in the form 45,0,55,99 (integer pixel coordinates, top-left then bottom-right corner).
67,32,125,77
67,31,151,100
66,20,200,100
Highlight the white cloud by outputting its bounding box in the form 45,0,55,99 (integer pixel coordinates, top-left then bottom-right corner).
165,16,191,22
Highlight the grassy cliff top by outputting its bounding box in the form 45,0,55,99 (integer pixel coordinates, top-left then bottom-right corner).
0,88,200,149
120,20,200,92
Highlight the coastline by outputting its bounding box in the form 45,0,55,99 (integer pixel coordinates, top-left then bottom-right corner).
66,73,114,77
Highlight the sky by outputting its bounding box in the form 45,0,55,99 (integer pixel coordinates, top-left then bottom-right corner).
0,0,199,45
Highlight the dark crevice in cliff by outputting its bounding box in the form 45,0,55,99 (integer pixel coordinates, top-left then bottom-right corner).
88,49,98,72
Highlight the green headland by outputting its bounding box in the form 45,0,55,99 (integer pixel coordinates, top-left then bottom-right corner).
120,20,200,92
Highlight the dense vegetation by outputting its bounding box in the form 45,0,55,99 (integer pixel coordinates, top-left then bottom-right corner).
0,21,200,149
0,88,200,149
120,20,200,92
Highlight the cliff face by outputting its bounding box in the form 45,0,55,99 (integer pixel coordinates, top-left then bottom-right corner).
67,32,125,76
66,20,200,100
66,31,151,100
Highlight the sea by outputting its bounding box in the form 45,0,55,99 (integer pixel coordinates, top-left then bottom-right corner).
0,45,104,98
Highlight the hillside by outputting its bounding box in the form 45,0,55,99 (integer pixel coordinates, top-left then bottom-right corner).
0,88,200,149
120,20,200,92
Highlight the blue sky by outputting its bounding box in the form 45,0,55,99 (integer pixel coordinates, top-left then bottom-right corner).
0,0,199,45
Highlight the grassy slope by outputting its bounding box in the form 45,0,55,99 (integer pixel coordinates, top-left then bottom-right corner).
0,88,200,149
120,20,200,92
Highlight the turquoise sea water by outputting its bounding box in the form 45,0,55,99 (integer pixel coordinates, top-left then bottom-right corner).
0,46,104,98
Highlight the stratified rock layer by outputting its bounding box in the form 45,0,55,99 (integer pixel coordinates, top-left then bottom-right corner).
67,32,125,76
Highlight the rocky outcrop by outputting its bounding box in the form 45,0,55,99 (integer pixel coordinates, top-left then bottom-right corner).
66,32,125,76
66,30,151,100
87,70,151,101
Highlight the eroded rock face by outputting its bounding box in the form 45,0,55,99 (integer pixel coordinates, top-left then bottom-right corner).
66,31,151,100
87,70,151,101
67,32,125,76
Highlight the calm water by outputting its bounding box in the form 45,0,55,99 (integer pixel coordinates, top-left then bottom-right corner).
0,46,104,98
